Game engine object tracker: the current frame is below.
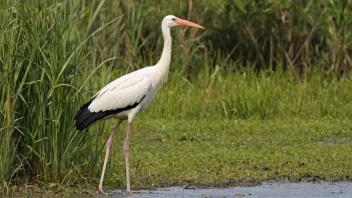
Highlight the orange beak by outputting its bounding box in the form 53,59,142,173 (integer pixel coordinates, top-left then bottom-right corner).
174,18,205,29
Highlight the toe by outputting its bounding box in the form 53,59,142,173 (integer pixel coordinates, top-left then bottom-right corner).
96,188,104,195
126,191,134,196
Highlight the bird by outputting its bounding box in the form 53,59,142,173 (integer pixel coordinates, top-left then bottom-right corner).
74,15,204,196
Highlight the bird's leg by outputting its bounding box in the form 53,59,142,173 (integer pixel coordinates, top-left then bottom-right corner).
124,122,133,196
96,120,123,195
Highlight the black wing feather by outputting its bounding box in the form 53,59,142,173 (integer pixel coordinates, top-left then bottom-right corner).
74,96,145,131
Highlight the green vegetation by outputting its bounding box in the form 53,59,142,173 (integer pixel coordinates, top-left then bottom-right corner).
106,118,352,189
1,0,352,195
0,0,120,193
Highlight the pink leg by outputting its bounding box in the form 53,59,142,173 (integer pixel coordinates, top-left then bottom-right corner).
96,120,123,195
124,122,133,196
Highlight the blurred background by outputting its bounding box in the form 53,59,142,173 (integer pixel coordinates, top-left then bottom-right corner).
1,0,352,194
80,0,352,77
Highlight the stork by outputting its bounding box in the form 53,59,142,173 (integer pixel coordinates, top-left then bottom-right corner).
74,15,204,195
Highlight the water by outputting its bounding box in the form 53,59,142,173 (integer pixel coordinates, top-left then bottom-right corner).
108,182,352,198
5,182,351,197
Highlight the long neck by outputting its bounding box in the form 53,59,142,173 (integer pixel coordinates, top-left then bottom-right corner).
155,25,172,83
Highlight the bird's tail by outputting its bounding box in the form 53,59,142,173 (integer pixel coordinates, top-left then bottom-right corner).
74,98,124,131
74,98,100,131
75,95,147,131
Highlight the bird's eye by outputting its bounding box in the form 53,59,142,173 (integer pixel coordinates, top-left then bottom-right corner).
172,18,176,21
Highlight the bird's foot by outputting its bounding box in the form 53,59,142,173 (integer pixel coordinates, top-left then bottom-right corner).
126,190,134,196
96,188,108,196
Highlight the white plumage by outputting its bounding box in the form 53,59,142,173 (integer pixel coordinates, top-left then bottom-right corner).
89,67,156,122
74,15,204,196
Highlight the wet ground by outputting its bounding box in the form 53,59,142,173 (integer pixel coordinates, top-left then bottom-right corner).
107,182,352,198
5,181,352,197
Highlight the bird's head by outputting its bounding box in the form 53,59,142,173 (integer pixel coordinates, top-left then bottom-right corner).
162,15,204,29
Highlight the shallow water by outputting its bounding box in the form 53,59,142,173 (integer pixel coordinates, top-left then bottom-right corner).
108,182,352,198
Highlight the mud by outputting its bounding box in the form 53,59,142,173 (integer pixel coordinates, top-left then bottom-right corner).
107,181,352,198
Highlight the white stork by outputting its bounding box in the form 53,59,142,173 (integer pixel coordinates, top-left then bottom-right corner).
74,15,204,195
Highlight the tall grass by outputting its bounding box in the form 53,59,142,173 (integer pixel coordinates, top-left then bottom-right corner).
0,3,23,191
0,0,121,191
0,0,352,193
84,0,352,76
